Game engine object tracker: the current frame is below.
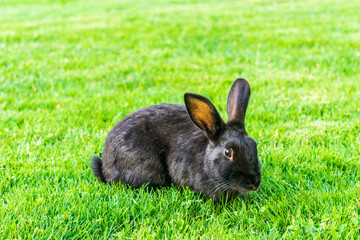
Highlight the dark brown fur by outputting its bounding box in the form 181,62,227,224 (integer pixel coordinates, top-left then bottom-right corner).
92,78,261,199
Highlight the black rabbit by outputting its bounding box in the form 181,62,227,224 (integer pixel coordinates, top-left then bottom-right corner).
92,78,261,199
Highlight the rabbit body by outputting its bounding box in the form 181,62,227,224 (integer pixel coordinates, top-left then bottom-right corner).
92,79,261,199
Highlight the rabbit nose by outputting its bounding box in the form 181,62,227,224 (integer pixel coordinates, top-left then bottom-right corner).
246,178,260,191
251,180,261,191
245,178,252,185
251,179,261,191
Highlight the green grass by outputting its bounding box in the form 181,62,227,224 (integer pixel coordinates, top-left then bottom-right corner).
1,0,360,238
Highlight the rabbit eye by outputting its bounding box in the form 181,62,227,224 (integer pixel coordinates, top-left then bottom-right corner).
224,148,233,160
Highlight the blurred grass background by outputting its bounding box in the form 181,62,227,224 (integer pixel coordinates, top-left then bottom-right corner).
0,0,359,238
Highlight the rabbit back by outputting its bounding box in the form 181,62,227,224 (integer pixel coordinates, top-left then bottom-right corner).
99,104,208,188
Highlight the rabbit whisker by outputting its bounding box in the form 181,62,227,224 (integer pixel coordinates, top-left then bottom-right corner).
221,181,232,194
212,181,230,194
204,177,223,184
209,181,225,193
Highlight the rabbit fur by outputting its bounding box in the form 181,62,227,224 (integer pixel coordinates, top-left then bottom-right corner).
92,78,261,199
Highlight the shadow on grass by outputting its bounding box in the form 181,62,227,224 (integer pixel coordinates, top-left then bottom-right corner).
103,181,265,206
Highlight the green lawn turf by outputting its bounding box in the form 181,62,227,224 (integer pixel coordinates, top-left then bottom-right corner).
1,0,359,238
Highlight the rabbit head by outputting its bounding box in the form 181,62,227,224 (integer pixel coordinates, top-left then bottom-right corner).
184,78,261,195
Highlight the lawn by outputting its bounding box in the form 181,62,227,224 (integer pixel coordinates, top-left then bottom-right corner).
1,0,359,238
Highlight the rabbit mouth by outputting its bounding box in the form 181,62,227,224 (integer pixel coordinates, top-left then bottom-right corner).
208,180,256,196
237,189,251,195
229,185,256,195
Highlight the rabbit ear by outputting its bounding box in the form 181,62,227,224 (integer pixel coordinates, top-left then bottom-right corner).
226,78,251,128
184,93,224,141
